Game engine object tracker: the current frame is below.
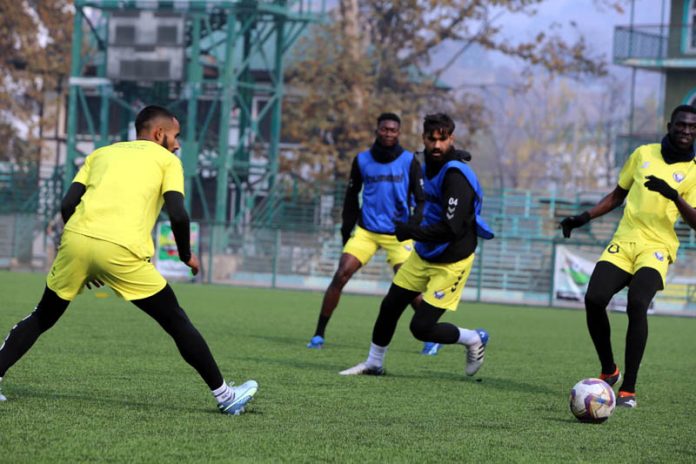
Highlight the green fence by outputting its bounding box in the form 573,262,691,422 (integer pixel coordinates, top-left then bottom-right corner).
186,187,696,316
3,177,696,315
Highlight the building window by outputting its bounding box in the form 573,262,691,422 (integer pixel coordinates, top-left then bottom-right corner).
688,0,696,51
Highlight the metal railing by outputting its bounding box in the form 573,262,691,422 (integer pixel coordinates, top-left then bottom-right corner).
614,24,696,65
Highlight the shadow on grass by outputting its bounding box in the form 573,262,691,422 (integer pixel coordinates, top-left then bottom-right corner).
237,351,558,396
5,385,213,415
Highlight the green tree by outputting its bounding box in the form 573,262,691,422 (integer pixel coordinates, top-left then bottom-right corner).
282,0,625,181
0,0,72,162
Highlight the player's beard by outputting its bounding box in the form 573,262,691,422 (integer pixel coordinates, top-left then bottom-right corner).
424,147,454,177
161,135,174,153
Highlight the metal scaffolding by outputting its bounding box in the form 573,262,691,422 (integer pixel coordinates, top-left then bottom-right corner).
65,0,323,229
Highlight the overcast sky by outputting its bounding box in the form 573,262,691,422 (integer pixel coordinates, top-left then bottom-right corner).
441,0,665,96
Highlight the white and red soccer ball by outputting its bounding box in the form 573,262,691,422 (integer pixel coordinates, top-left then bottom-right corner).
569,378,615,423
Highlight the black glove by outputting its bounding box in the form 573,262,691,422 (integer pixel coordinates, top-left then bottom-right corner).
644,175,678,202
394,221,417,242
559,211,591,238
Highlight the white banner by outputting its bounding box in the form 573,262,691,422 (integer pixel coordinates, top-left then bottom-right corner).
553,245,596,304
155,221,199,281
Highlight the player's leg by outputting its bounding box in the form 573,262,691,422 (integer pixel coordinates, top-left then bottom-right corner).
584,261,631,382
409,302,454,342
339,283,418,375
131,285,257,414
98,240,257,415
385,237,436,354
0,230,91,400
308,253,363,347
0,287,70,399
417,253,487,376
132,285,223,389
339,252,427,375
617,266,663,408
308,226,378,348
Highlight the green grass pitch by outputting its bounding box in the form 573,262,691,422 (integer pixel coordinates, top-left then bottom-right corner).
0,271,695,463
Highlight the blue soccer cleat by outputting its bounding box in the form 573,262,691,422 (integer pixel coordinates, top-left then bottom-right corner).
465,328,488,376
421,342,442,356
218,380,259,416
306,335,324,349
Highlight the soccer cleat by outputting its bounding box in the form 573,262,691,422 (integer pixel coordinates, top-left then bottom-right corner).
599,366,622,387
339,362,385,376
306,335,324,349
218,380,259,415
465,328,488,376
421,342,442,356
616,391,637,408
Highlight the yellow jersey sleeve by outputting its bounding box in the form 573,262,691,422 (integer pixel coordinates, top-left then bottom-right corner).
72,154,92,185
162,157,185,196
617,148,640,190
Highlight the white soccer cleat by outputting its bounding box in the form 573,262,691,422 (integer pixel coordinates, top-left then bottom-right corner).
465,328,489,376
339,362,385,376
218,380,259,415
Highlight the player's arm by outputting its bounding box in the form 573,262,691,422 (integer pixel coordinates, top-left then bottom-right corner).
586,185,628,219
674,197,696,229
163,191,199,275
395,170,473,242
560,185,628,238
340,158,362,245
408,157,425,225
642,175,696,229
60,182,86,223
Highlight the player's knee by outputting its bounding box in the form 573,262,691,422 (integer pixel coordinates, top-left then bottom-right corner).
331,268,354,288
409,318,432,341
584,287,612,311
626,292,652,316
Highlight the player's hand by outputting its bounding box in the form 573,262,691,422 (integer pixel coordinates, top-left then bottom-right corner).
186,253,200,276
85,277,104,290
644,175,678,202
559,211,590,238
394,221,415,242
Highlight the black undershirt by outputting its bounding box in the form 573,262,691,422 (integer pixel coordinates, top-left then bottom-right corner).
341,147,424,243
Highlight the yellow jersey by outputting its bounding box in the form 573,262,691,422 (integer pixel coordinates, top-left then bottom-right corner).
64,140,185,259
614,143,696,260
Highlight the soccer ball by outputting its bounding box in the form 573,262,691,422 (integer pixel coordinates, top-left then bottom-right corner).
569,378,615,423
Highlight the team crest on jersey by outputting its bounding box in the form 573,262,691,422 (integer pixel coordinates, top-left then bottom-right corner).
434,290,445,299
673,172,686,183
654,251,665,262
404,244,413,251
641,162,650,169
